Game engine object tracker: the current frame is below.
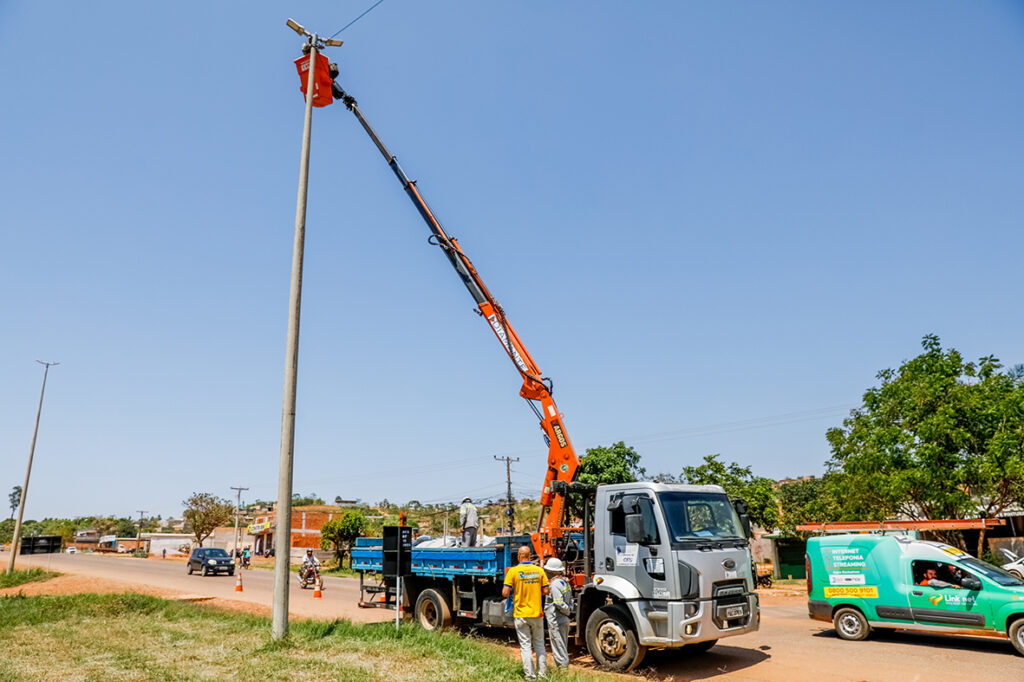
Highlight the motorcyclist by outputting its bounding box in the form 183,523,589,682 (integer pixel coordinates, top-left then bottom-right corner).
242,546,251,568
300,548,321,583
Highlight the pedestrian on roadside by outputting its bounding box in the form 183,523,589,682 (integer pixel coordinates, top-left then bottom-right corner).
503,545,550,680
459,497,479,547
543,557,574,670
162,548,166,560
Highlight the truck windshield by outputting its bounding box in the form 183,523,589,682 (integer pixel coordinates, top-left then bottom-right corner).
959,557,1024,587
658,491,744,543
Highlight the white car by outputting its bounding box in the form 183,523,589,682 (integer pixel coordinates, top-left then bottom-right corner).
999,548,1024,579
66,547,78,554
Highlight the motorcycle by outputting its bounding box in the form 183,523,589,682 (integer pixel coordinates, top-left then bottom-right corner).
241,555,251,570
298,563,322,589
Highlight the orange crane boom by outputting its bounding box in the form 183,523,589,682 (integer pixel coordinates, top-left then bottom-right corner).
332,82,578,560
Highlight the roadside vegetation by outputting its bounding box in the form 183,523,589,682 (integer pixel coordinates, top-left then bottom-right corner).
0,568,59,590
0,593,609,681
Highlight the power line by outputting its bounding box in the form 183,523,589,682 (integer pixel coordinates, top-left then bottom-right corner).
329,0,386,39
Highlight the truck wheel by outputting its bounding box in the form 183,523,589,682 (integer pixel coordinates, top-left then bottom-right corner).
1009,619,1024,656
833,607,869,641
414,588,453,631
684,639,717,654
585,605,647,672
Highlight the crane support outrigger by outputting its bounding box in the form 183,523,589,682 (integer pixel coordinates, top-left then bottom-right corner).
331,82,577,562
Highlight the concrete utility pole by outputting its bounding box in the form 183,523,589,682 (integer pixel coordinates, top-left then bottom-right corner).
7,361,58,575
136,510,148,552
495,455,519,534
273,18,342,641
230,486,249,561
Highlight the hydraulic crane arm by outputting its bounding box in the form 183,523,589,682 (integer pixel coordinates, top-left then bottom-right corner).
332,83,576,559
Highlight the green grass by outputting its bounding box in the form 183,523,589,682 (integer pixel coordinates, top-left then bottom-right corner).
0,568,59,589
0,593,609,681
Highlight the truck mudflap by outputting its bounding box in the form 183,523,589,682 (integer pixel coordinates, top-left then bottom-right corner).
627,591,759,648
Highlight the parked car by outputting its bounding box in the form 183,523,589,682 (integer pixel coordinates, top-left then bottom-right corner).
187,547,234,576
807,534,1024,655
66,547,78,554
999,548,1024,580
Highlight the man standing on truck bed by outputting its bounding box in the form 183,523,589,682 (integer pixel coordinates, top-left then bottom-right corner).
503,545,550,680
459,497,479,547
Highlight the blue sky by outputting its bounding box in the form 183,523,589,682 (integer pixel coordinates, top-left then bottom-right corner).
2,2,1022,520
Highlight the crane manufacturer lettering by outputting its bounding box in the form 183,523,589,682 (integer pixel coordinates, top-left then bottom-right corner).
487,314,530,374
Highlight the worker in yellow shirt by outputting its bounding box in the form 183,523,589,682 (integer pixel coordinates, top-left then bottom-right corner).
503,545,550,680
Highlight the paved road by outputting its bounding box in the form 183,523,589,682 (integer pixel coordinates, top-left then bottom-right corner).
9,551,391,623
9,551,1024,680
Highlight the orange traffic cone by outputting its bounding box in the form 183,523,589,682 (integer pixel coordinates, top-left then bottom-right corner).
313,577,323,600
235,572,243,593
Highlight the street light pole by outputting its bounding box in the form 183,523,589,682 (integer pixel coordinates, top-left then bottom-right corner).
273,17,343,640
7,361,58,575
136,510,148,552
231,486,249,562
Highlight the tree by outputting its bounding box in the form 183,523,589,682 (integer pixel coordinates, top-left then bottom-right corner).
293,493,324,506
9,486,21,519
827,335,1024,553
576,442,646,486
182,492,235,547
320,510,367,565
776,475,851,536
567,442,646,521
678,454,780,531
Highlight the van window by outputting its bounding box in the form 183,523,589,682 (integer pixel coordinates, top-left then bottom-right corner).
960,557,1024,587
912,560,973,589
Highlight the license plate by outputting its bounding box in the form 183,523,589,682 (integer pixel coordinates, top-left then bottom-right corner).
725,605,745,618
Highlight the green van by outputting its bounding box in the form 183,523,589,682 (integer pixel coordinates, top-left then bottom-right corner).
806,534,1024,655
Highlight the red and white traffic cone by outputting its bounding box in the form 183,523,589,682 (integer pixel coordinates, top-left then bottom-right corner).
235,571,243,593
313,577,323,600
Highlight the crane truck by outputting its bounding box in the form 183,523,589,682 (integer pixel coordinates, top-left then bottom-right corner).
330,75,759,672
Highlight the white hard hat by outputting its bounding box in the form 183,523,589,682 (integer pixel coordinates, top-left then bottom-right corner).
543,558,564,572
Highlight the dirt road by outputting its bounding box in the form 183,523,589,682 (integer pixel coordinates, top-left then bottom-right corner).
7,550,1023,680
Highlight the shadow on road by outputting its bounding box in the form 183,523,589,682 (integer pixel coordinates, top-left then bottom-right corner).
812,626,1015,656
468,625,771,680
639,644,771,680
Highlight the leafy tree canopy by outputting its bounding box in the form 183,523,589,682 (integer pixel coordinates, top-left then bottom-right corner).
9,486,21,519
677,454,780,531
577,442,646,487
320,510,367,563
827,334,1024,552
181,492,235,547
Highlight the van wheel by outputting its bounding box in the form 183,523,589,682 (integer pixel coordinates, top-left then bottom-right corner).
1009,619,1024,656
585,605,647,672
833,607,869,641
414,588,452,631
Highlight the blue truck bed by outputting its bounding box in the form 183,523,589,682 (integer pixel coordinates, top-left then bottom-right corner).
352,537,526,579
